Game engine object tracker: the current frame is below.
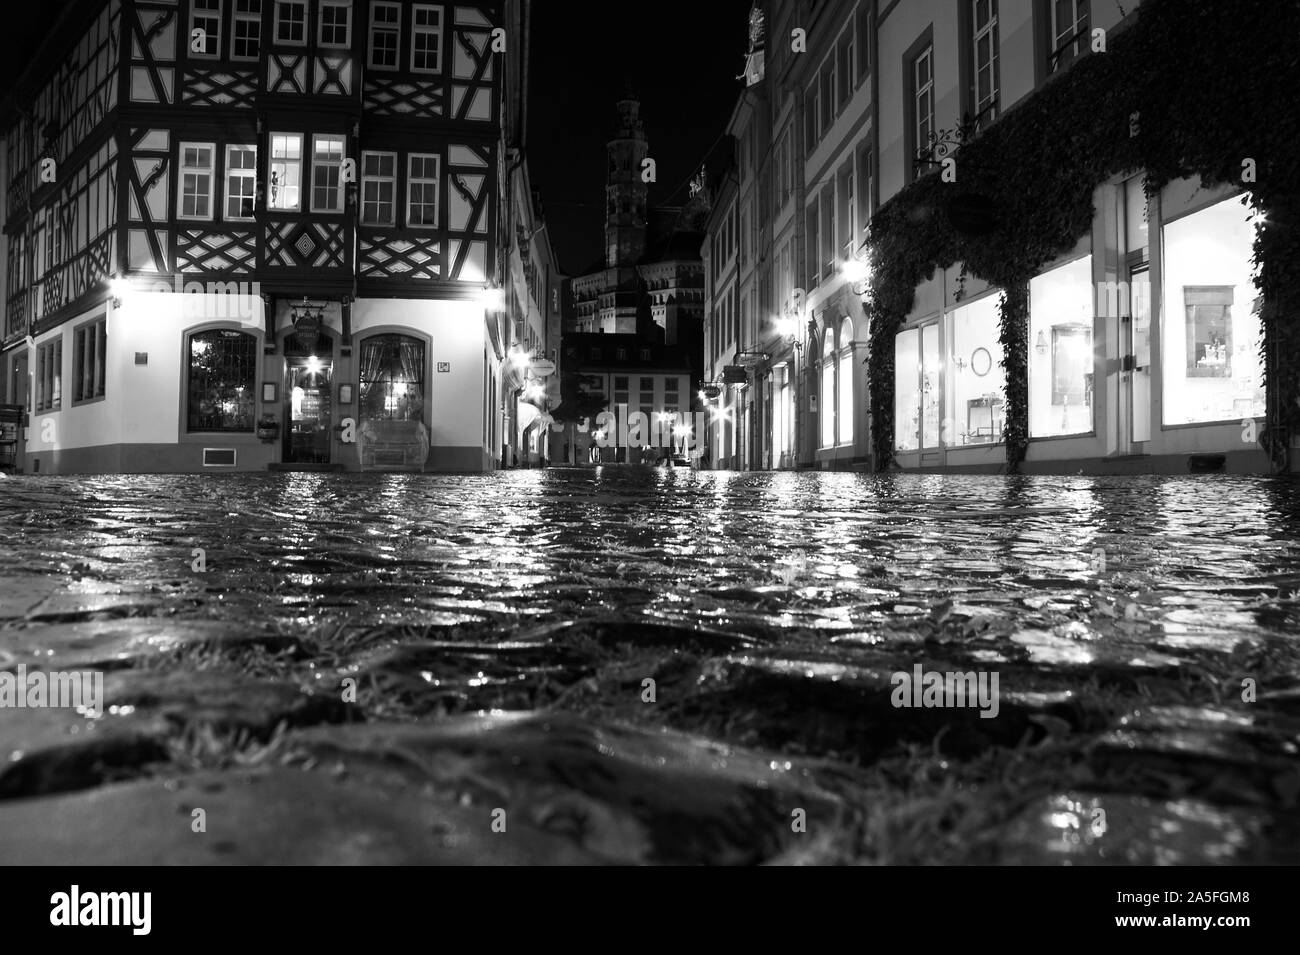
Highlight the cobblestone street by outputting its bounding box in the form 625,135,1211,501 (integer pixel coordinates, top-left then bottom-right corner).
2,469,1299,864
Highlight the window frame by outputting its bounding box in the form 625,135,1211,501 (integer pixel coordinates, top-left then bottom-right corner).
902,26,936,184
855,138,874,247
820,332,836,448
410,4,444,75
836,25,854,111
36,338,62,412
855,0,871,85
970,0,1001,121
368,0,401,70
915,46,935,160
318,0,351,49
224,144,257,220
231,0,262,61
838,317,855,446
819,53,836,132
191,0,223,59
804,78,819,157
1052,0,1089,69
360,150,397,226
406,152,440,229
268,132,303,212
274,0,307,46
73,317,108,405
309,133,347,214
186,328,259,434
178,141,216,221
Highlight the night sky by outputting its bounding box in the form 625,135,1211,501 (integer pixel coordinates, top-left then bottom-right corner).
526,0,753,275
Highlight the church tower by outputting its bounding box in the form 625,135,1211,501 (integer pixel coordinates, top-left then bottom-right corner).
605,95,649,268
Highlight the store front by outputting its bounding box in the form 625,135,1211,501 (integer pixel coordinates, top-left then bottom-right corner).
889,180,1271,474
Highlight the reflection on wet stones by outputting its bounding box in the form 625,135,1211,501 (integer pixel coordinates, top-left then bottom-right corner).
1,471,1299,863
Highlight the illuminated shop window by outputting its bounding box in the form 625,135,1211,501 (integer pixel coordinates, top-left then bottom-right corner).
1161,198,1265,425
1029,255,1093,437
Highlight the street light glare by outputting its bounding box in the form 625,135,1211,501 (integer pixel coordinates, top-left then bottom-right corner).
841,257,870,284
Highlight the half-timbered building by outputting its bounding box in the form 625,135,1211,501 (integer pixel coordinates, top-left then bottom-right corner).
1,0,525,473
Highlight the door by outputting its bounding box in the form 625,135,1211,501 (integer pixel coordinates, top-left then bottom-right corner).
1129,265,1152,444
284,354,334,464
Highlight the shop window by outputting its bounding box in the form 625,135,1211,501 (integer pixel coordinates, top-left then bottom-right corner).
359,334,426,423
949,294,1006,445
1161,197,1264,425
187,329,256,432
895,328,920,451
838,317,854,445
820,334,835,448
1029,255,1093,437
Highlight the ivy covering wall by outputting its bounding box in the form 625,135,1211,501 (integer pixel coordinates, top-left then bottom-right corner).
865,0,1300,471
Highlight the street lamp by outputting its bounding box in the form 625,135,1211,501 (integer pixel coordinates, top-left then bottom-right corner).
108,274,132,307
842,247,873,297
774,315,804,350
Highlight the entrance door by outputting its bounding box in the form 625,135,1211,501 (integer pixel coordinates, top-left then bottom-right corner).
284,354,333,464
1118,176,1153,451
1129,265,1152,444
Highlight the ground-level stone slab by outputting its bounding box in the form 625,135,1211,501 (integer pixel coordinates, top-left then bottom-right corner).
283,711,853,864
0,767,610,865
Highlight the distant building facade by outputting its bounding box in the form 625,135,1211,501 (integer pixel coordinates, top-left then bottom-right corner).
558,96,706,465
702,0,1284,474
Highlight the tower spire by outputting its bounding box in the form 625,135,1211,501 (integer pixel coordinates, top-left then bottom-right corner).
605,96,648,268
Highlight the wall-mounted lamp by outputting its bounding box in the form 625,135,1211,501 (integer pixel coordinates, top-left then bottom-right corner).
842,246,873,297
1035,330,1048,356
774,316,804,351
108,274,131,308
479,286,505,312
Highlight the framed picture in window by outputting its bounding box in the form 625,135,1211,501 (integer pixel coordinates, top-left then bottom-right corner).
1184,286,1234,378
338,383,353,405
262,382,277,403
1051,325,1090,405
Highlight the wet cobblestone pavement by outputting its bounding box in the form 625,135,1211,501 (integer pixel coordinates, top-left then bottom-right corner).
2,469,1300,865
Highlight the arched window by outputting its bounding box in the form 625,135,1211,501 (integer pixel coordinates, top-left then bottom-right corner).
187,328,257,432
359,334,427,423
838,316,855,446
820,330,835,448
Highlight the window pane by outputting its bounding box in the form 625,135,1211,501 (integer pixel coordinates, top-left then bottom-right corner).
948,295,1006,445
359,334,427,422
1161,198,1265,425
820,340,835,448
1029,256,1094,437
188,330,256,431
